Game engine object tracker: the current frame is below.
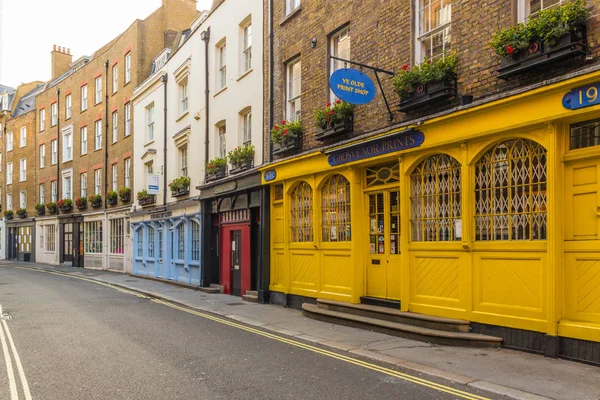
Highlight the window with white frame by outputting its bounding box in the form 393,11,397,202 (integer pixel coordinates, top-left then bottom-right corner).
81,126,88,155
45,225,56,252
124,158,131,188
110,219,124,254
40,109,45,131
19,158,26,182
218,123,226,158
63,129,72,161
94,169,101,195
7,193,12,211
518,0,565,21
242,21,252,73
51,181,57,202
416,0,452,61
19,126,26,147
95,120,102,150
80,173,87,198
81,85,88,111
125,52,131,84
40,144,45,168
180,146,188,177
84,221,102,254
7,131,13,151
330,27,351,101
19,191,26,209
51,102,57,126
177,223,185,260
147,226,155,258
112,164,118,191
286,58,301,122
62,172,72,200
136,228,144,257
286,0,300,15
51,139,57,164
191,221,200,261
146,103,154,143
95,76,102,104
39,184,45,204
112,64,118,94
242,109,252,145
65,94,72,119
124,103,131,136
217,42,227,90
179,79,188,115
112,111,118,143
7,162,12,184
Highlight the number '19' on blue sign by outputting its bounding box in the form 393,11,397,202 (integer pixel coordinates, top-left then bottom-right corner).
563,83,600,110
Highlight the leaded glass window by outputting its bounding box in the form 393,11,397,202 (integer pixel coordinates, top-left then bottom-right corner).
290,182,313,242
148,226,155,258
570,119,600,150
410,154,462,241
366,163,400,188
177,223,185,260
321,175,351,242
191,221,200,261
475,138,547,241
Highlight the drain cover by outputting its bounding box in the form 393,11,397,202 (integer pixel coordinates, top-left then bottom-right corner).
226,302,245,306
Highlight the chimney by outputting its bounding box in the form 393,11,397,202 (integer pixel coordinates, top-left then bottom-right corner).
51,44,73,80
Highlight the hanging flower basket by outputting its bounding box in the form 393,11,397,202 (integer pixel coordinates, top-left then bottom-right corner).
314,100,354,141
490,0,589,80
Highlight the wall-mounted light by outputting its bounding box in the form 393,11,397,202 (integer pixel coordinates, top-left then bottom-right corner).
311,37,317,49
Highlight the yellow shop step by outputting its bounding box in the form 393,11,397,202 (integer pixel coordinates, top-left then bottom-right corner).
302,299,503,348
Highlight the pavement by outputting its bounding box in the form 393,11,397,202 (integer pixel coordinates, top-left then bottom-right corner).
2,261,599,400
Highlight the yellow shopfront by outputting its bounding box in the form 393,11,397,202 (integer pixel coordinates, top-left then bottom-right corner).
263,69,600,345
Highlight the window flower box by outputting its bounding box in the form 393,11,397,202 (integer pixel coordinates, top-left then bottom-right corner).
17,208,27,219
89,194,103,208
138,194,156,206
490,0,589,80
4,210,13,220
205,157,228,182
75,197,87,210
171,186,190,197
35,204,46,216
46,202,58,214
205,166,227,182
316,116,354,141
271,120,302,156
314,100,354,141
58,198,73,212
393,53,458,113
230,159,254,174
107,191,118,206
118,187,131,203
170,177,191,197
228,145,255,174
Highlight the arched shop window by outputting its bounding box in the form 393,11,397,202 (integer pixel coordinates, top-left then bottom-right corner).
475,138,547,241
321,175,351,242
290,182,313,242
147,226,155,258
410,154,462,241
191,221,200,261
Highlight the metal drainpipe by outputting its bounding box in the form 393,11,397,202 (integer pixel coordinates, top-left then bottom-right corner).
104,60,109,210
56,88,61,217
201,28,210,172
268,0,274,163
161,73,168,206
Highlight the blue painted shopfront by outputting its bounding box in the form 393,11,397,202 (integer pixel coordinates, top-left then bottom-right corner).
132,214,202,285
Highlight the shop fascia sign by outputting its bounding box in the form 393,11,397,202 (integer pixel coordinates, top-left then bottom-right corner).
563,83,600,110
326,129,424,166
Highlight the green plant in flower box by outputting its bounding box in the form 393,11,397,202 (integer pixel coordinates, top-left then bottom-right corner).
271,119,302,145
206,157,228,176
314,100,353,130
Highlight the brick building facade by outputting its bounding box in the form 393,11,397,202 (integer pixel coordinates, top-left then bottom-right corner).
33,0,198,269
261,0,600,363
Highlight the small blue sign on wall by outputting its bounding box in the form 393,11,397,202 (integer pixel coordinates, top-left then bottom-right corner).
563,82,600,110
328,129,424,166
264,169,277,182
329,68,377,105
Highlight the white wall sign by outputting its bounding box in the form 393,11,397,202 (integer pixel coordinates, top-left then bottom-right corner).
148,174,161,194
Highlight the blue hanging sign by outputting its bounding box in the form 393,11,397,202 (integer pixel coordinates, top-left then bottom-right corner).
563,83,600,110
264,169,277,182
327,129,424,166
329,68,377,105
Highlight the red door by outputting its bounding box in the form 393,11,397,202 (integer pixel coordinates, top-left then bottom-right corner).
220,223,251,296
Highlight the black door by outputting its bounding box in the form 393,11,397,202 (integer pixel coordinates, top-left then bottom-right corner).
72,222,84,268
63,223,73,263
7,228,18,260
231,230,242,296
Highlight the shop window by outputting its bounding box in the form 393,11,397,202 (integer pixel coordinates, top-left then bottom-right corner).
148,226,155,258
136,228,144,257
290,182,313,242
110,219,124,254
321,175,351,242
158,228,163,259
366,163,400,187
191,221,200,261
570,119,600,150
474,138,547,241
85,221,103,254
177,223,185,260
410,154,462,241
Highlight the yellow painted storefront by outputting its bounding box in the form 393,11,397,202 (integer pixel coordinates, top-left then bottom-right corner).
262,70,600,343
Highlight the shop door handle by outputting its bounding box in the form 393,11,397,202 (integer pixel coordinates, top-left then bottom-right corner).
596,205,600,216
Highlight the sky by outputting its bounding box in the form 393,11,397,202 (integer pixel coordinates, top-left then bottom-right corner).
0,0,212,89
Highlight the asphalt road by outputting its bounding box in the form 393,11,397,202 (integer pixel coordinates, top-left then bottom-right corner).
0,266,502,400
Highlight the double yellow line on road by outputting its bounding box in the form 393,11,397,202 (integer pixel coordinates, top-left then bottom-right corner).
4,265,490,400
